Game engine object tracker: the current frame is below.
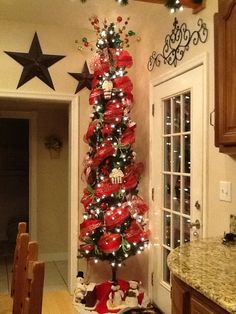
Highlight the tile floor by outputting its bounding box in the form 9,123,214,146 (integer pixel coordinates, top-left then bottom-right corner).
0,255,68,294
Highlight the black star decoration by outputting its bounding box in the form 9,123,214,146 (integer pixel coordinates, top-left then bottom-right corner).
68,62,93,93
4,32,65,90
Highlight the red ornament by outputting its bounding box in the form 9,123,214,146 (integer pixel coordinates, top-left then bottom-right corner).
116,50,133,68
94,181,120,198
117,16,122,23
98,233,121,253
80,219,103,240
104,206,130,229
113,76,133,93
125,221,150,243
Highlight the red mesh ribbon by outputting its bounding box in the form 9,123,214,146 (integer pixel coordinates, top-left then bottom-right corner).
102,124,113,137
94,181,120,198
80,243,94,253
116,50,133,68
92,141,116,168
125,221,150,243
122,174,137,191
125,162,144,179
90,55,110,76
129,195,149,216
98,233,121,253
80,219,103,240
120,124,136,146
84,121,97,143
104,206,130,229
81,188,93,209
89,88,103,105
104,107,123,124
113,76,133,93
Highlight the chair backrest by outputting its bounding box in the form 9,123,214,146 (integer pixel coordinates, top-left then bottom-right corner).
22,260,45,314
11,222,27,297
12,233,29,314
11,222,44,314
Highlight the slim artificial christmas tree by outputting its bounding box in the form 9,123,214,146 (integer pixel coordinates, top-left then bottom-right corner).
79,16,150,285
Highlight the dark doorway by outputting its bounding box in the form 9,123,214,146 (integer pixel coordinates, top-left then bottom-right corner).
0,118,29,257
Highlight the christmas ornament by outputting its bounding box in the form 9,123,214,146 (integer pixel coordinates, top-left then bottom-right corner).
5,32,65,90
68,61,93,93
102,80,113,99
109,168,124,184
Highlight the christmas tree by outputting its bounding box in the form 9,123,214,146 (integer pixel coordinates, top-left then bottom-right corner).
79,16,150,283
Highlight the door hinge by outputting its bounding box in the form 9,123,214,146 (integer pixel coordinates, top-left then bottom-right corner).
152,187,155,201
152,103,155,117
151,272,154,286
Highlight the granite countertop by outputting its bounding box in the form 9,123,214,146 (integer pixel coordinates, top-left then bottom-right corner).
167,237,236,314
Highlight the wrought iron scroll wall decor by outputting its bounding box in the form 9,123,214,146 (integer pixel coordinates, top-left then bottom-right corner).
147,18,208,71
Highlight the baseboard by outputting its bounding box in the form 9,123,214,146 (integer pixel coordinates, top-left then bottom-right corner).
39,252,68,262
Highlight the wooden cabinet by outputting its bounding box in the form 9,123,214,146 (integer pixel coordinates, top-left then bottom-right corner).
171,275,229,314
215,0,236,154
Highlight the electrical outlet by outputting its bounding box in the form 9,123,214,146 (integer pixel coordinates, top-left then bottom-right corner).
230,215,236,233
219,181,232,202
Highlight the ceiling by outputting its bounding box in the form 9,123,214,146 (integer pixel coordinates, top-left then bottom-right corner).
0,0,165,31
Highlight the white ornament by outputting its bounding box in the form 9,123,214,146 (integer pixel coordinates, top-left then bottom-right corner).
109,168,124,184
102,80,113,99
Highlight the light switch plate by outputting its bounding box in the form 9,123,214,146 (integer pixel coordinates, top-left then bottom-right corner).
219,181,232,202
230,215,236,233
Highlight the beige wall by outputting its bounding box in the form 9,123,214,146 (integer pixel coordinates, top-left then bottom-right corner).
37,109,68,260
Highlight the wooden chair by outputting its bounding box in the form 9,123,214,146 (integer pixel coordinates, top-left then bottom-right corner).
11,222,27,298
22,260,45,314
11,222,45,314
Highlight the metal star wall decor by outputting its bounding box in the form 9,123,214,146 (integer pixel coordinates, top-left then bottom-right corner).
4,32,65,90
68,62,93,93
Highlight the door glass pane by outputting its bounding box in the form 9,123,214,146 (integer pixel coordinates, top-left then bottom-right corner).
164,99,171,134
183,176,191,215
164,137,171,172
183,134,191,173
163,211,171,247
173,96,181,133
183,217,191,243
184,92,191,132
164,174,171,209
163,248,170,284
173,136,181,172
173,214,180,248
173,175,181,212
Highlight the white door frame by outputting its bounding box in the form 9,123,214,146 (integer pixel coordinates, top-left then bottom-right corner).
148,53,208,302
0,90,79,294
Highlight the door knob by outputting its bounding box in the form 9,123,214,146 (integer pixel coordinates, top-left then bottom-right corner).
190,219,200,229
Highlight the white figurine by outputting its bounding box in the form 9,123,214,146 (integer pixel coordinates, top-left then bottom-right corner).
107,282,124,309
73,271,87,305
125,280,140,308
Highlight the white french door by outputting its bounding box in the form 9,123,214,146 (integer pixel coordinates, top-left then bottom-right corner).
150,64,205,314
